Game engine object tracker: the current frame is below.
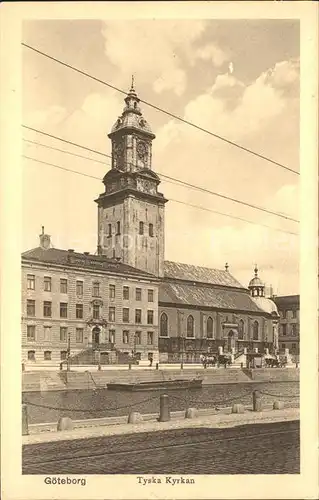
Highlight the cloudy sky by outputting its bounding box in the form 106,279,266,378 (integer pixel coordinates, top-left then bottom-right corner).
22,19,300,294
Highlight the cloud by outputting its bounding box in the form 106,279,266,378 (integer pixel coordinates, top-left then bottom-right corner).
101,20,206,95
194,42,230,67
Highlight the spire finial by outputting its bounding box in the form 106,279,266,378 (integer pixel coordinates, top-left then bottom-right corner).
225,262,229,272
130,74,135,92
254,263,258,277
41,226,44,235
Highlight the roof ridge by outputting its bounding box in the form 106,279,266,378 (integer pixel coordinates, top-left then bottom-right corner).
164,259,227,272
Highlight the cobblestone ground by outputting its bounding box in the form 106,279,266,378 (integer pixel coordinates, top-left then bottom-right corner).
23,420,299,475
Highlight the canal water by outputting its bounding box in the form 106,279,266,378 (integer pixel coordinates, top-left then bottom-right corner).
22,381,299,424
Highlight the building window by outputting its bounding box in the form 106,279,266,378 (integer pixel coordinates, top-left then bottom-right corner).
76,280,83,296
27,299,35,317
135,352,141,361
44,351,51,361
60,302,68,318
122,308,129,323
147,331,154,345
108,224,112,237
149,223,154,237
44,276,51,292
135,309,142,324
116,221,121,235
92,282,100,297
27,350,35,361
76,304,83,319
76,328,84,343
60,279,68,294
123,286,129,300
109,284,115,299
136,288,142,301
207,317,213,338
109,306,115,322
292,343,296,350
282,310,287,319
27,325,36,342
281,343,286,349
147,310,154,325
253,321,259,340
27,274,35,290
187,315,195,337
123,330,129,344
292,309,297,319
93,304,100,320
139,221,144,235
43,301,52,317
291,324,297,336
282,324,287,336
60,327,68,342
148,289,154,302
109,329,115,343
238,319,244,340
60,351,67,360
44,326,51,341
135,331,141,345
160,312,168,337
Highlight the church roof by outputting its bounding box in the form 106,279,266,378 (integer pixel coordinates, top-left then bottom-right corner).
164,260,245,289
22,247,156,279
252,296,279,315
159,282,264,313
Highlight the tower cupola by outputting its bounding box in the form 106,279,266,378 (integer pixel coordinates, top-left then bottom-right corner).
248,264,265,297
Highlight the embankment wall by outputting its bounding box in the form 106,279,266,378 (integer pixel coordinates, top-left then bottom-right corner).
22,368,299,393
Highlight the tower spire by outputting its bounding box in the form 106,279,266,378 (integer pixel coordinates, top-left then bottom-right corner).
254,263,258,277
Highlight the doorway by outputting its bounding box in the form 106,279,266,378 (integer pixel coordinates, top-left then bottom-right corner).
227,330,235,352
92,326,101,346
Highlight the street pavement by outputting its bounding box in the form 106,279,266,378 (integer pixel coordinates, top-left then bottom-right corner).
23,420,299,475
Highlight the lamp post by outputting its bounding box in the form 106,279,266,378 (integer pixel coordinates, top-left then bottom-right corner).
66,331,71,372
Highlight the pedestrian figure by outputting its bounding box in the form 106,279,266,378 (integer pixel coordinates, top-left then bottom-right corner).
149,356,153,367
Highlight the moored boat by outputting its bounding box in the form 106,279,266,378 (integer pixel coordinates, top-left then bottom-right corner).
106,378,203,391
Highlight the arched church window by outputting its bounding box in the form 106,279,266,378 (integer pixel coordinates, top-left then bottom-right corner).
253,321,259,340
149,223,154,237
139,222,144,235
116,221,121,235
207,317,213,338
160,313,168,337
187,315,194,337
238,319,244,340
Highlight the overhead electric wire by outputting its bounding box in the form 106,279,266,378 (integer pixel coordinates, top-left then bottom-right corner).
23,139,111,166
22,154,299,237
21,42,299,176
23,125,299,223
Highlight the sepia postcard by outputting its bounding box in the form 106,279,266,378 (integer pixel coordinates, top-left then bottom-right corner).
0,1,318,499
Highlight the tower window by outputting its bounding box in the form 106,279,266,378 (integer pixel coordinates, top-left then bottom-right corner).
139,222,144,235
116,221,121,235
149,223,154,237
108,224,112,237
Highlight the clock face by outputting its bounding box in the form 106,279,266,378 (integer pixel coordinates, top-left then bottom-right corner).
137,141,147,160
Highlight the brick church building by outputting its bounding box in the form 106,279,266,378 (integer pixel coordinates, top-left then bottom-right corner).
21,82,280,365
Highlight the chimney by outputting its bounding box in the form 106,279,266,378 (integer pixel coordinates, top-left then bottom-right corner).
39,226,51,250
83,252,90,256
68,249,74,253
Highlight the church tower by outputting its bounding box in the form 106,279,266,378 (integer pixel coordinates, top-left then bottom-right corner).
95,79,167,277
